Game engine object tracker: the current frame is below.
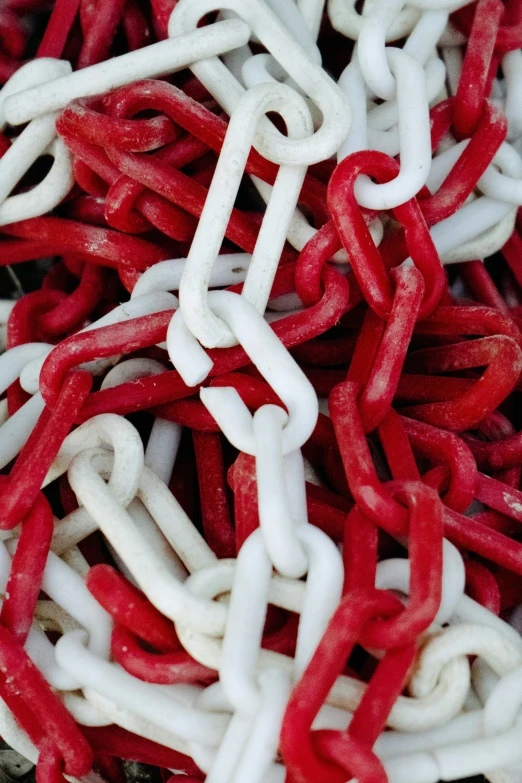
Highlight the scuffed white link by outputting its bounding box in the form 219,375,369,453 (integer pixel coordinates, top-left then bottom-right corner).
3,21,252,125
169,0,352,166
177,82,311,348
354,49,432,209
0,59,73,223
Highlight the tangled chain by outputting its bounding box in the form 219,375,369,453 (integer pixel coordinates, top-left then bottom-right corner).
1,1,522,783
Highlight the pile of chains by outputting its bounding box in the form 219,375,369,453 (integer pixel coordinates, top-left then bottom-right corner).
3,0,522,782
